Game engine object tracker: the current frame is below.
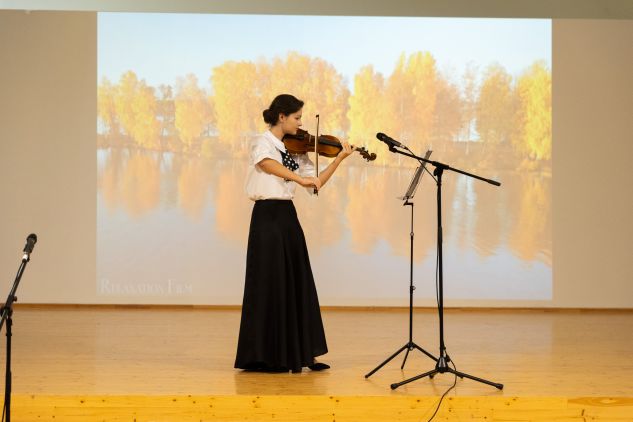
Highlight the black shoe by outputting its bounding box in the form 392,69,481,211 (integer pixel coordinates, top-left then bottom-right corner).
308,362,330,371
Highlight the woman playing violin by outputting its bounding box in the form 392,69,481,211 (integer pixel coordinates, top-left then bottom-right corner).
235,94,353,373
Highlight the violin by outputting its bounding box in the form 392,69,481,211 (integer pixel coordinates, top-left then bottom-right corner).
282,129,376,162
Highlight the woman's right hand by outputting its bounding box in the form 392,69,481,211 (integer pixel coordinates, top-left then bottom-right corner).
299,176,322,191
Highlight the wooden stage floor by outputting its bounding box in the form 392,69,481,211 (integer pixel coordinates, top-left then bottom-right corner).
3,306,633,420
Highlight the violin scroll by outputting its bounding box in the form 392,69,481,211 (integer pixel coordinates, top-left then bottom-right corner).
355,146,377,162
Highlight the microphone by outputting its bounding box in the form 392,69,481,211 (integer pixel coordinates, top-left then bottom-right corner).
376,132,405,148
22,233,37,260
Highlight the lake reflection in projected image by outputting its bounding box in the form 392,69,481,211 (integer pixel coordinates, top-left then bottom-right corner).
97,147,551,304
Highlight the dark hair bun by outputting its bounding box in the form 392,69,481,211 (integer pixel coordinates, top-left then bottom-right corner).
262,94,304,126
262,108,276,125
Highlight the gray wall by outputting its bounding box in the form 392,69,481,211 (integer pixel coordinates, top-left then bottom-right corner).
553,19,633,307
0,11,96,304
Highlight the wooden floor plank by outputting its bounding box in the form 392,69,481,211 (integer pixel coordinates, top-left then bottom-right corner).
1,307,632,420
10,395,633,421
4,307,633,397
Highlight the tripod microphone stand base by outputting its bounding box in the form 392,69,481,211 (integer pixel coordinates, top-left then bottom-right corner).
390,354,504,390
365,341,436,378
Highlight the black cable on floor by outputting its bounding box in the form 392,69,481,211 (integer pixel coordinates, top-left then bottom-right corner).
426,360,458,422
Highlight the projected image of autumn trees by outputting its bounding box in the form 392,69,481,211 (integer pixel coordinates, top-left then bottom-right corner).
97,51,551,272
98,51,551,172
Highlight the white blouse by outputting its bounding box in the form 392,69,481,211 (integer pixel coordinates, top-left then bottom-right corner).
245,130,316,201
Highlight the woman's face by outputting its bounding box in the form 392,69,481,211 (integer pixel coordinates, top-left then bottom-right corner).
279,109,303,135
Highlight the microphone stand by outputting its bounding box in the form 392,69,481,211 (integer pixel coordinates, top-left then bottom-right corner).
1,248,33,422
383,145,503,391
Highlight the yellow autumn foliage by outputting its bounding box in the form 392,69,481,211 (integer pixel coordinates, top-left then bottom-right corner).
174,74,213,151
514,61,552,161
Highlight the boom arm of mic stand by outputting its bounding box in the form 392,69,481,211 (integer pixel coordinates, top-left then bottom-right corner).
387,146,501,187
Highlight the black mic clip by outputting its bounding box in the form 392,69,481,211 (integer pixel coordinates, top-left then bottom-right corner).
376,132,406,149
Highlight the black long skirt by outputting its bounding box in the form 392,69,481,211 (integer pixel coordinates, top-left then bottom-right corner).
234,199,328,372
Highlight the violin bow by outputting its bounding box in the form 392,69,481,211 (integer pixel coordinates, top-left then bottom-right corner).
314,114,320,196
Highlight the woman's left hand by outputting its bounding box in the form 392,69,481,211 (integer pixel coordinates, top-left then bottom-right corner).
338,142,354,160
